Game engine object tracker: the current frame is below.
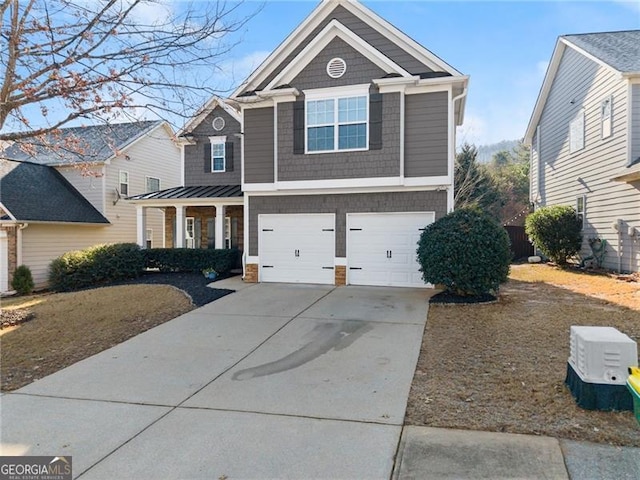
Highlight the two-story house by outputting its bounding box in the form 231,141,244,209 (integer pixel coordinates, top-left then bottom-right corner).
129,0,468,287
0,121,181,290
525,30,640,273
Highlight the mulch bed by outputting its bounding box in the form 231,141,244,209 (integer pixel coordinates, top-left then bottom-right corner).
429,290,497,305
107,271,236,306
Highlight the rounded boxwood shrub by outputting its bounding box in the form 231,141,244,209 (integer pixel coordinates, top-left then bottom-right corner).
11,265,35,295
417,207,511,296
525,205,582,265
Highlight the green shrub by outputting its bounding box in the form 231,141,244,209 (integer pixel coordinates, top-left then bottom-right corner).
49,243,144,291
143,248,238,274
525,205,582,265
11,265,35,295
417,207,511,296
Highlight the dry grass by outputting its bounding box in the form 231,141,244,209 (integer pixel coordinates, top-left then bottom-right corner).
406,264,640,446
1,285,193,391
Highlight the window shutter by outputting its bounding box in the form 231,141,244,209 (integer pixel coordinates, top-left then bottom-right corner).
207,218,215,249
204,142,212,172
195,218,202,249
293,101,305,154
225,141,234,172
231,217,238,249
369,93,383,150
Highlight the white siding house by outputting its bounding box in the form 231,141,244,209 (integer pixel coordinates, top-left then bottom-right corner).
1,121,181,289
525,31,640,273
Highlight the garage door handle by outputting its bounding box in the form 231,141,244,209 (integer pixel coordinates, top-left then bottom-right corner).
322,267,334,270
349,228,362,231
262,229,273,232
263,265,274,268
349,267,362,270
322,228,334,232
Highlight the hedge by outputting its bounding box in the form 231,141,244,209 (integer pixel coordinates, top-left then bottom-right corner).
142,248,239,274
49,244,239,292
525,205,583,265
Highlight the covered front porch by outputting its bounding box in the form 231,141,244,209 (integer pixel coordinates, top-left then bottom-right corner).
127,185,244,253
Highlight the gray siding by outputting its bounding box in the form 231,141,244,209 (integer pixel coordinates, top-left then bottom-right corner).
537,46,639,272
632,84,640,165
248,190,447,256
256,5,432,91
244,107,275,183
290,37,386,91
277,93,401,181
404,92,448,177
184,107,241,186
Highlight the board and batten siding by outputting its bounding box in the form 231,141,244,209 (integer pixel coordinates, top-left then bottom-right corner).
536,46,639,272
404,92,448,177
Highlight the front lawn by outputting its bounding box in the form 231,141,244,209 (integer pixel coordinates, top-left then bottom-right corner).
406,264,640,446
1,284,193,391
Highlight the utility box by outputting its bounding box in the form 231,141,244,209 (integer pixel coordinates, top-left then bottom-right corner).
569,326,637,385
566,326,637,411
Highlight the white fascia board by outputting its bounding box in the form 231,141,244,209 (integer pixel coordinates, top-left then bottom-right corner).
179,97,241,136
304,83,371,99
257,88,300,104
524,40,565,145
340,0,462,76
0,202,16,221
264,20,412,91
237,98,274,109
231,0,337,98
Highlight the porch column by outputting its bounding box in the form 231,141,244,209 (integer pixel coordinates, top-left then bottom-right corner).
215,204,226,249
136,206,147,248
175,205,186,248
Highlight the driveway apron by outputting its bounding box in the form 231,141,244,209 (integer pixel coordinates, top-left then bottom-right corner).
0,283,431,479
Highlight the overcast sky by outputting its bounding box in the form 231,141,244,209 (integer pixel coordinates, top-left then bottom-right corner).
211,0,640,146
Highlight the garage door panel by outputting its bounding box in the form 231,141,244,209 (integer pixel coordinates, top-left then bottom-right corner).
347,212,434,288
259,214,335,285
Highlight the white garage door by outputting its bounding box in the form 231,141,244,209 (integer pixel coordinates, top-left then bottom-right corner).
259,214,335,284
347,212,435,288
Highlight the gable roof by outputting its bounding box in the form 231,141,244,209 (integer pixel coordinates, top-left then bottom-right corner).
2,120,164,166
0,159,109,224
525,30,640,144
178,96,241,137
232,0,462,98
563,31,640,74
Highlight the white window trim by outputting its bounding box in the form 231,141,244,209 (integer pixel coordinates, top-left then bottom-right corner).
185,217,195,249
304,85,370,154
576,195,586,229
209,136,227,173
601,95,613,140
225,216,232,249
569,109,585,154
119,170,129,196
146,176,161,192
145,228,153,249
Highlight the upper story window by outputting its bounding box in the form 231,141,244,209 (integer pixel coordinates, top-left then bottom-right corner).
210,137,226,172
601,96,612,139
146,176,160,192
569,109,585,154
119,170,129,195
306,89,368,153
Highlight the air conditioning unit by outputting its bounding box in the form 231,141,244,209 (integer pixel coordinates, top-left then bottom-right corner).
569,326,637,385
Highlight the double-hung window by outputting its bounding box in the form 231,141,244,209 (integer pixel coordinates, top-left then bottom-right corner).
576,195,586,228
601,96,612,139
306,88,368,153
210,137,226,172
146,176,160,192
119,171,129,195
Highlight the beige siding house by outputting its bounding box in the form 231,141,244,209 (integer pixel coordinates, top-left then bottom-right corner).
0,121,180,290
525,30,640,273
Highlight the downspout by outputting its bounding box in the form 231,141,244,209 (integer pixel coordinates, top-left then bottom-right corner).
450,86,468,211
17,223,29,266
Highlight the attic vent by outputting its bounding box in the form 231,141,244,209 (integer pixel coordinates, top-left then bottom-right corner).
326,58,347,79
212,116,225,131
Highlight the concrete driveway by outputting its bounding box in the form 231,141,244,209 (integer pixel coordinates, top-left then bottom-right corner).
0,281,431,479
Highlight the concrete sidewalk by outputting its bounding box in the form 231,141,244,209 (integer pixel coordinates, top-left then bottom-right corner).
1,280,638,479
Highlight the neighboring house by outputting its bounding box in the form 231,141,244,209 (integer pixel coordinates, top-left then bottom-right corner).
0,121,181,290
525,30,640,273
129,0,468,287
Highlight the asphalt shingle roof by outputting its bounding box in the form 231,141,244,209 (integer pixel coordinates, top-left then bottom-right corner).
2,121,162,166
0,159,109,223
563,30,640,73
127,185,243,201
